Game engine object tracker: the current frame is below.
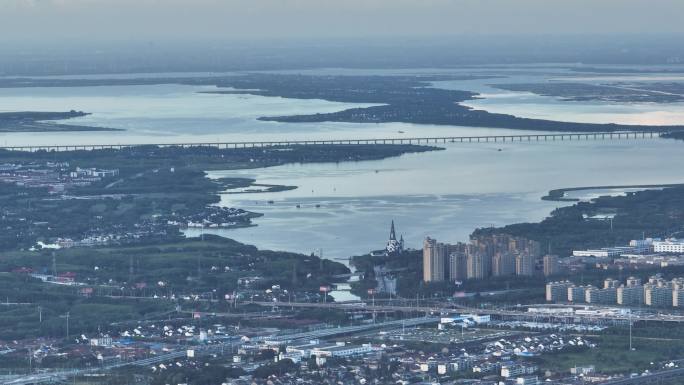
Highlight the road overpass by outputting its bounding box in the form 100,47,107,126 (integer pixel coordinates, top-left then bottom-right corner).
0,130,666,152
250,300,684,324
600,367,684,384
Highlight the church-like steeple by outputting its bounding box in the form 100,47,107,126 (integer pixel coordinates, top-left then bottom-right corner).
386,220,403,256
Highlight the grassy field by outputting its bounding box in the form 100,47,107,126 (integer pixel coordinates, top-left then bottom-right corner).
0,235,348,340
538,335,684,374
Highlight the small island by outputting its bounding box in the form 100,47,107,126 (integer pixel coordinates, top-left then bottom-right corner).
0,110,120,132
541,183,684,202
491,82,684,103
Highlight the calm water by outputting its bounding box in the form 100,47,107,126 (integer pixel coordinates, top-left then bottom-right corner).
435,71,684,126
3,66,684,261
185,138,684,261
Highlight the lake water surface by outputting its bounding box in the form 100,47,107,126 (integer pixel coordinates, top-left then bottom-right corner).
2,66,684,260
185,138,684,261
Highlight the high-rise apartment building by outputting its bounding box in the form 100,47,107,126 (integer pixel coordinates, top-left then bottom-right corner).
492,253,516,277
515,253,535,276
545,281,573,302
568,285,587,303
466,253,491,280
449,251,468,282
644,283,673,307
542,254,559,277
423,237,447,282
617,276,644,305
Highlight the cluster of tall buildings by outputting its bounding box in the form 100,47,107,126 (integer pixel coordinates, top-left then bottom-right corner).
546,275,684,308
423,234,554,283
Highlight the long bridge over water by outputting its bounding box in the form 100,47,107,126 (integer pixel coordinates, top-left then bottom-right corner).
0,130,668,152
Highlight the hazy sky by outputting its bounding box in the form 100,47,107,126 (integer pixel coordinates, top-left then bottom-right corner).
1,0,683,43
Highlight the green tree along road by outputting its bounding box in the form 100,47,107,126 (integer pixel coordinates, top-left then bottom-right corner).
0,144,438,340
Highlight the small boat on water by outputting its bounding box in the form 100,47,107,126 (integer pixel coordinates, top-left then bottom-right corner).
296,204,301,208
267,200,274,204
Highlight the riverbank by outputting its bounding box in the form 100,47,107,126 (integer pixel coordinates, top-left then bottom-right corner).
1,143,454,340
0,143,439,250
541,183,684,202
0,111,120,132
661,131,684,141
207,74,684,132
349,183,684,299
3,73,684,134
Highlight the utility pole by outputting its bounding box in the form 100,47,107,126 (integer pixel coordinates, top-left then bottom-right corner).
368,289,376,324
197,255,201,280
629,311,633,351
129,255,134,284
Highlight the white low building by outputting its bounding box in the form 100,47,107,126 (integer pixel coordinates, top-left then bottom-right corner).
89,336,113,347
312,343,373,358
653,239,684,253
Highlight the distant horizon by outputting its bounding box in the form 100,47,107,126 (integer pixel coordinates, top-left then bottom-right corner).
2,34,684,77
2,0,684,41
4,32,684,47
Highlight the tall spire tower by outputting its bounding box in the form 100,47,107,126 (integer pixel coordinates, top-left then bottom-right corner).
386,220,403,256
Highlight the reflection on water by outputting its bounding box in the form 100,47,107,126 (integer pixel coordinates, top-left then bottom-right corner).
4,66,684,262
0,66,683,148
564,187,666,202
186,192,558,261
435,74,684,126
183,138,684,261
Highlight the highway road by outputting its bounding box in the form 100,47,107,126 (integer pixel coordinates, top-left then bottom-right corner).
250,300,684,324
600,366,684,384
2,316,437,384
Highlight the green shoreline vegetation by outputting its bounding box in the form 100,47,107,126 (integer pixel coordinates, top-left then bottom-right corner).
0,143,436,340
475,185,684,257
0,144,438,250
541,183,683,202
0,111,121,133
219,178,298,194
491,82,684,103
351,184,684,299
